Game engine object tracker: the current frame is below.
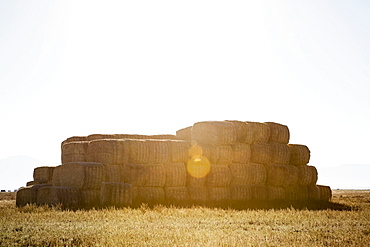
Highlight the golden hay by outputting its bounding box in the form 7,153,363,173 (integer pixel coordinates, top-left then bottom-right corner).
288,144,311,165
250,185,268,200
231,143,251,164
132,186,165,204
61,141,89,164
230,185,253,201
270,143,291,165
176,126,192,141
103,164,127,183
52,162,105,189
125,139,149,164
100,182,132,207
36,186,80,207
307,185,320,201
164,163,187,187
267,186,286,200
265,164,289,187
168,140,190,163
317,185,332,201
285,186,309,201
128,164,166,187
208,186,230,202
86,139,127,165
164,187,189,203
16,184,51,207
187,186,208,202
191,121,237,145
206,165,231,187
209,145,233,165
229,163,267,185
281,165,299,188
146,139,171,164
265,122,290,144
61,136,87,147
226,120,248,142
250,142,273,164
244,122,270,144
33,166,55,184
87,134,118,141
80,189,101,207
297,165,318,186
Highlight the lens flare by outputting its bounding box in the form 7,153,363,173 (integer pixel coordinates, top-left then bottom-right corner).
186,155,211,178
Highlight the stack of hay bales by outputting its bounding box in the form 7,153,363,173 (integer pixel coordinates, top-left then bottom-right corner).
177,121,330,203
16,120,332,208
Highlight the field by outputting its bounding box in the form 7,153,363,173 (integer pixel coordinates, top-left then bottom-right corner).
1,190,369,246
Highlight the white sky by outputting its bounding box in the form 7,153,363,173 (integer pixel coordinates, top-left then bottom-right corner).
1,0,370,169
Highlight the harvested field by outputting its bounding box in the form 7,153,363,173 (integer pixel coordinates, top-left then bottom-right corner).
1,190,369,246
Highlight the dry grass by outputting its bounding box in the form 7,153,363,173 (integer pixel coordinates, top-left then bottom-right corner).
1,190,369,246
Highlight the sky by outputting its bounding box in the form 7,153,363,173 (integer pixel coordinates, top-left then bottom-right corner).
1,0,370,179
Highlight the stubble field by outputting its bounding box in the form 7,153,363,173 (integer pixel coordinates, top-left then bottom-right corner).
0,190,369,246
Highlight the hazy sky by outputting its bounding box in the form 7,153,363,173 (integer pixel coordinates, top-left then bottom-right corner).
1,1,370,171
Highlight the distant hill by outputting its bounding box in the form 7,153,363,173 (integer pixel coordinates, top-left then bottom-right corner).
317,164,370,189
0,156,47,191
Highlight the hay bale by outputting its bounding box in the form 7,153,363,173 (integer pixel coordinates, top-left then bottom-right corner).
52,162,105,189
100,182,132,207
187,186,208,202
210,145,233,165
250,185,268,200
270,143,290,165
26,181,34,186
33,166,55,184
125,139,149,164
281,165,299,188
165,163,187,187
307,185,320,201
128,164,166,187
288,144,311,165
36,186,80,207
208,186,230,202
297,165,318,186
230,185,253,201
226,120,248,142
317,185,332,201
186,174,208,187
81,189,101,207
16,184,51,207
61,141,89,164
188,144,212,159
285,186,309,201
176,126,192,141
61,136,87,147
169,140,190,163
103,164,127,183
265,164,288,187
207,165,231,187
164,187,189,203
229,163,267,185
250,142,273,164
232,143,251,164
267,186,286,200
147,134,178,140
186,155,211,180
86,139,128,165
132,187,165,205
244,122,270,144
87,134,118,141
146,139,170,164
191,121,237,145
265,122,290,144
